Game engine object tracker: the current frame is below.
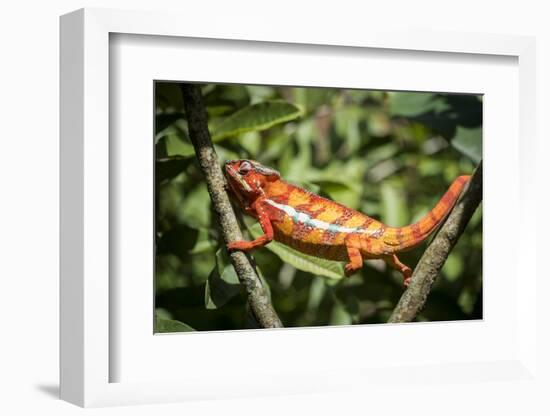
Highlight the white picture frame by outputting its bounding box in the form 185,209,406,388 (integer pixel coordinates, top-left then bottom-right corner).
60,8,537,407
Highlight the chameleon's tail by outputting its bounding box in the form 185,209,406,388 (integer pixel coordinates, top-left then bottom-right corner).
383,175,471,252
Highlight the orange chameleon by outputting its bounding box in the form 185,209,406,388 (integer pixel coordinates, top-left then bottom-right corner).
224,159,470,286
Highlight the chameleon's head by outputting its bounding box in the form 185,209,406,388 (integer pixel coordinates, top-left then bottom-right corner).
224,159,280,206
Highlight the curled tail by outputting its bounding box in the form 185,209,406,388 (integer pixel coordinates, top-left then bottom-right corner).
383,175,471,252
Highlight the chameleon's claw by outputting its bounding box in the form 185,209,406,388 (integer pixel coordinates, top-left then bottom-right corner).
344,264,356,277
227,239,262,252
402,269,413,287
344,245,363,277
226,241,246,252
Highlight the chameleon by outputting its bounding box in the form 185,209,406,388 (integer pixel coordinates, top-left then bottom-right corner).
224,159,470,286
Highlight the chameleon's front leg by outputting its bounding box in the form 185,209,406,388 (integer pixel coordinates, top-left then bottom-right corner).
227,204,273,252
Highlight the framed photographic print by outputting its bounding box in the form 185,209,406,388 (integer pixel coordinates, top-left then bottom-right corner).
60,7,537,408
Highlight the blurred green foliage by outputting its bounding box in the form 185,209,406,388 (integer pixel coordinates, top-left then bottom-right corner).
154,82,482,332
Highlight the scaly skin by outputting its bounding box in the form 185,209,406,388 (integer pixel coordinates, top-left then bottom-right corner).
224,159,470,286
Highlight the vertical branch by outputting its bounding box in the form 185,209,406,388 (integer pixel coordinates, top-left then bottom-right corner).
388,161,483,323
180,83,283,328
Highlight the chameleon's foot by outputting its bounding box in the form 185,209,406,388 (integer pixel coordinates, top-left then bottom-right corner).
344,244,363,277
227,234,274,252
402,266,413,287
401,268,413,286
384,254,413,287
226,240,253,252
344,263,360,277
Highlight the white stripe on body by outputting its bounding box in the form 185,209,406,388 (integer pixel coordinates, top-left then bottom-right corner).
265,199,380,236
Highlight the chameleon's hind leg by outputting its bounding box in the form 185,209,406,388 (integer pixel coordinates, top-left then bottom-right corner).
344,242,363,277
384,254,413,286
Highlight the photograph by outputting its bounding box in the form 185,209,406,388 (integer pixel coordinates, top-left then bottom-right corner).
154,82,482,332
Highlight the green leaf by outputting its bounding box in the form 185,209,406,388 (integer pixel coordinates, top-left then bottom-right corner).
292,180,321,195
155,112,184,135
206,105,235,117
314,180,360,209
255,265,272,300
246,85,276,104
204,248,241,309
155,316,195,333
161,133,195,158
442,251,464,282
215,248,239,282
380,182,408,227
364,143,400,168
307,277,326,311
155,157,194,183
329,300,353,325
212,101,303,141
239,131,262,157
155,130,195,182
293,87,335,113
334,106,363,153
248,223,346,280
204,84,250,111
367,111,392,137
458,287,478,315
189,228,217,255
451,126,482,163
389,92,448,117
179,184,211,228
279,119,314,180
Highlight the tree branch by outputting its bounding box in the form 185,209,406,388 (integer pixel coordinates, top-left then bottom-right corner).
388,161,483,323
180,83,283,328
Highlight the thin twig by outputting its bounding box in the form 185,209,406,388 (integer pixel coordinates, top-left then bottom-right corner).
180,83,283,328
388,161,483,323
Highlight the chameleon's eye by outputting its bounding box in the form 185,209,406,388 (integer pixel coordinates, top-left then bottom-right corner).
239,161,252,175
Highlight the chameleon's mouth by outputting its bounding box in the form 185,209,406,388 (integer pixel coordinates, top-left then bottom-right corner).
224,162,252,193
